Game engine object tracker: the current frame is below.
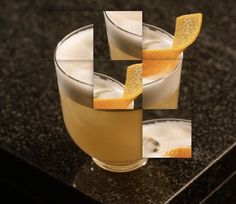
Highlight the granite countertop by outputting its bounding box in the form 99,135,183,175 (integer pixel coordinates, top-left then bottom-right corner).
0,0,236,203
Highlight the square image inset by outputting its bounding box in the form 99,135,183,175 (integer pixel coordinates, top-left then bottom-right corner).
103,11,142,60
93,60,142,110
143,59,182,109
142,110,192,158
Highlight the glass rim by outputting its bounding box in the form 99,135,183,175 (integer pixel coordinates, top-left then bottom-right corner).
94,72,125,88
54,24,183,87
143,23,183,86
143,118,191,125
54,24,124,89
104,11,142,37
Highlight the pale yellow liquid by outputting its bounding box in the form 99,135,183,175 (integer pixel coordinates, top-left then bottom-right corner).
109,41,140,60
59,89,142,163
146,87,180,109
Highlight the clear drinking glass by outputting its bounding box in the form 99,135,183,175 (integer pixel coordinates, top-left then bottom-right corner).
54,25,147,172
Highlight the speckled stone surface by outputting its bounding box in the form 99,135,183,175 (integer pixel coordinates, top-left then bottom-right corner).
0,0,236,203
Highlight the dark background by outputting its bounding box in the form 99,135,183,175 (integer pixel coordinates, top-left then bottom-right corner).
94,11,110,60
0,0,235,203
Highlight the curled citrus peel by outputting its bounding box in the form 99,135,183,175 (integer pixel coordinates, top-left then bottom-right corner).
143,13,202,76
94,64,142,109
164,147,192,158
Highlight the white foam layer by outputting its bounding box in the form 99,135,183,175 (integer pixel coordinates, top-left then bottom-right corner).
106,11,142,36
56,27,93,84
143,120,191,158
94,75,123,99
56,28,93,61
143,26,172,50
93,75,134,109
143,26,173,84
57,61,93,84
104,11,142,58
55,26,94,107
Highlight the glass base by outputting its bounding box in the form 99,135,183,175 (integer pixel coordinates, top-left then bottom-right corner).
92,158,148,173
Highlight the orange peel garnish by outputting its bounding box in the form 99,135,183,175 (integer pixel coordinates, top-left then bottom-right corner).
143,13,202,76
94,64,142,109
164,147,192,158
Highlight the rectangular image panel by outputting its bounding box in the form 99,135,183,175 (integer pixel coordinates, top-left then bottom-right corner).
142,110,192,158
93,60,142,110
103,11,143,60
